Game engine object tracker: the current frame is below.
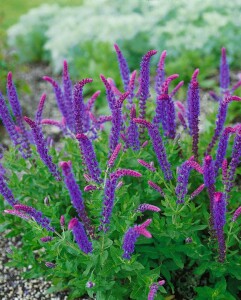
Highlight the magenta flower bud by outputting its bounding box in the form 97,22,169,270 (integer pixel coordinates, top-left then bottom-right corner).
176,101,186,115
84,185,97,192
231,80,241,94
232,206,241,222
126,70,137,106
137,159,156,172
83,174,92,182
148,180,165,197
100,74,116,111
45,262,56,268
141,140,149,148
68,218,93,254
187,160,203,174
110,169,142,180
14,204,55,232
177,112,187,130
108,143,122,168
41,119,62,128
116,180,123,189
4,209,30,220
137,203,161,213
170,80,184,98
60,215,65,227
86,91,101,111
40,236,53,242
190,184,205,200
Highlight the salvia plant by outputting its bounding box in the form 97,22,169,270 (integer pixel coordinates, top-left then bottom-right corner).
1,45,241,300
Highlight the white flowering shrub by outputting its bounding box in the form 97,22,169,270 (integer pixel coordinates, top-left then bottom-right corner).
8,0,241,73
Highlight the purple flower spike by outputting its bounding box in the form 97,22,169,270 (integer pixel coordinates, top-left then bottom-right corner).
84,185,97,192
226,129,241,193
68,218,93,254
220,48,230,92
40,236,53,242
86,91,101,111
148,180,165,197
134,118,172,180
35,93,47,124
60,215,65,227
178,112,187,130
100,74,116,111
62,60,74,131
206,95,241,155
137,203,161,213
222,159,228,184
138,50,157,125
176,157,194,203
187,69,200,161
141,140,149,148
7,72,22,117
0,173,18,206
108,143,122,168
137,159,156,172
127,105,140,150
213,192,226,262
232,206,241,222
114,44,130,90
45,262,56,268
109,92,129,156
59,161,93,235
110,168,142,180
0,92,21,147
24,116,61,181
122,219,152,259
155,50,167,96
73,78,93,134
214,126,237,176
127,70,137,106
209,91,220,102
190,184,205,200
4,209,29,220
148,281,165,300
43,76,68,123
231,80,241,94
14,204,55,232
170,81,184,98
76,133,102,183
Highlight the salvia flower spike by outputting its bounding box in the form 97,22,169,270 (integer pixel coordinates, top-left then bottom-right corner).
155,50,166,96
24,116,61,181
73,78,93,134
35,93,47,124
68,218,93,254
213,192,226,262
187,69,200,161
100,74,116,111
134,118,172,179
114,43,130,91
220,47,230,93
0,173,18,206
189,184,205,200
76,133,102,183
137,159,156,172
14,204,55,232
137,204,161,213
148,281,165,300
59,161,93,235
122,219,152,259
148,180,165,197
108,143,122,168
222,159,228,184
232,206,241,222
127,70,137,106
127,105,140,150
4,209,30,220
40,236,53,242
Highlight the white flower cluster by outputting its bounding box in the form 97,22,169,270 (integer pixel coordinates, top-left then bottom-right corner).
7,0,241,72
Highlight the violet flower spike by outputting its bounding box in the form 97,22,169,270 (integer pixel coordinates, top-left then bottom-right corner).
148,281,165,300
220,48,230,93
122,219,152,259
0,173,18,206
4,209,29,220
232,206,241,222
137,203,161,213
35,93,47,124
100,74,116,111
84,185,97,192
148,180,165,197
59,161,93,235
43,76,68,124
137,159,156,172
114,43,130,91
138,50,157,132
155,50,166,96
187,69,200,161
45,262,56,268
14,204,55,232
170,81,184,98
86,90,101,111
127,70,137,106
40,236,53,242
73,78,93,134
213,192,226,262
222,159,228,184
62,60,74,131
76,133,102,183
60,215,65,227
178,112,187,130
134,118,172,180
206,95,241,155
209,91,220,102
24,116,61,181
189,184,205,200
68,218,93,254
127,105,140,151
108,143,122,168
